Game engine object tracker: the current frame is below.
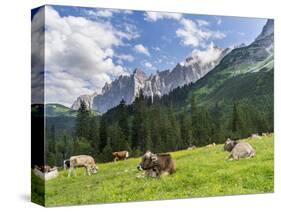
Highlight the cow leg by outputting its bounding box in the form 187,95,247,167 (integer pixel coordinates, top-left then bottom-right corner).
73,167,77,177
68,167,74,177
87,167,91,176
68,167,71,177
114,157,117,162
84,167,87,176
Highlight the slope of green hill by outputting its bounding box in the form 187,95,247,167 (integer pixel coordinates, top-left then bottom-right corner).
32,134,274,206
45,104,77,117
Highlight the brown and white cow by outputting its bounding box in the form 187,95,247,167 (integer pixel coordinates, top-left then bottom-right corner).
137,151,176,178
68,155,98,177
112,151,129,162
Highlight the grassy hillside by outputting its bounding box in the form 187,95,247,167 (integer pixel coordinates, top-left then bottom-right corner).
45,104,77,117
33,134,274,207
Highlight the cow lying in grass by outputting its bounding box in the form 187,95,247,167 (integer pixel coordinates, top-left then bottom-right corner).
68,155,98,177
224,138,256,160
34,165,58,181
137,151,176,178
112,151,129,162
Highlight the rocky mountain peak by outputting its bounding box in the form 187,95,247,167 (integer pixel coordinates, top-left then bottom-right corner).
102,82,112,94
71,92,97,110
72,45,228,113
133,68,147,81
255,19,274,41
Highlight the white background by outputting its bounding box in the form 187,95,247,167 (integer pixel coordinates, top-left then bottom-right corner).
0,0,280,211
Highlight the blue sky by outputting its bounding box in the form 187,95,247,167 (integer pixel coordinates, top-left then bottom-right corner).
31,5,267,106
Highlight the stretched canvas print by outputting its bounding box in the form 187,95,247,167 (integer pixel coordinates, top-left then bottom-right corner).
31,4,274,207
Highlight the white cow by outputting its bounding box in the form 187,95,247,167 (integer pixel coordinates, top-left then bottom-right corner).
68,155,98,177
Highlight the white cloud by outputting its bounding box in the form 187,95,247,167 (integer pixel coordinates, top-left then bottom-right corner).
86,9,120,18
176,18,226,47
122,23,140,39
31,7,45,104
152,46,161,51
197,19,209,27
41,6,134,106
190,42,223,65
95,9,114,17
144,62,154,69
85,8,133,19
134,44,150,56
123,10,133,14
116,54,134,62
144,11,182,22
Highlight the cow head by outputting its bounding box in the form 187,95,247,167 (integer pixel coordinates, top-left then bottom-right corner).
137,151,158,171
91,165,98,174
224,138,238,152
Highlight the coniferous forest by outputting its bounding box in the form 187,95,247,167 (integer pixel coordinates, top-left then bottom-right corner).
44,80,273,166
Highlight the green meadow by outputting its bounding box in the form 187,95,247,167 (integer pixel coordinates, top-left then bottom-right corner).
32,134,274,207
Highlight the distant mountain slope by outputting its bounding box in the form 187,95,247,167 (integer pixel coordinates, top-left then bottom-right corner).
45,104,77,117
161,19,273,117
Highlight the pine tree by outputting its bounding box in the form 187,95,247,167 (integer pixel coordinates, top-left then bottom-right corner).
131,89,146,151
88,116,100,155
144,118,152,151
102,143,113,162
232,102,239,133
118,99,130,144
99,116,107,151
73,137,91,155
231,101,246,138
49,125,56,153
75,101,90,138
180,111,192,148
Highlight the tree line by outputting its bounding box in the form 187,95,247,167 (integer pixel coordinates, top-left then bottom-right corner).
46,90,272,166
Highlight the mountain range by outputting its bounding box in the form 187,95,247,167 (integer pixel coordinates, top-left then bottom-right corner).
67,19,273,114
71,45,230,113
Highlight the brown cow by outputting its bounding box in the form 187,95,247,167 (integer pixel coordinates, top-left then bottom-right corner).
137,151,176,178
112,151,129,162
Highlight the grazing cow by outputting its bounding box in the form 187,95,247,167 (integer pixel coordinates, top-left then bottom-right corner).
112,151,129,162
224,139,256,160
187,145,196,150
63,159,70,170
68,155,98,177
137,151,176,178
206,143,216,147
251,134,262,139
